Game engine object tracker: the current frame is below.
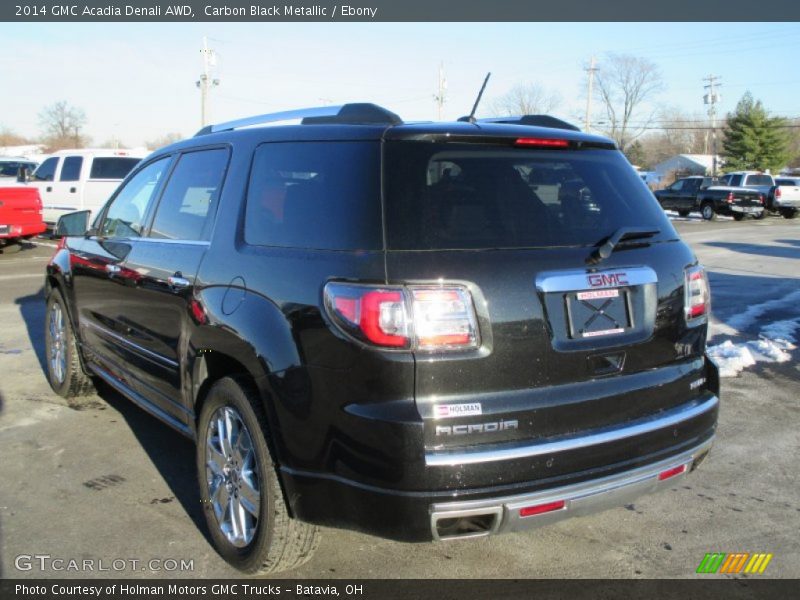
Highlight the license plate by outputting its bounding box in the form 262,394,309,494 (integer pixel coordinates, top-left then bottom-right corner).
0,225,9,235
566,288,631,339
744,207,759,213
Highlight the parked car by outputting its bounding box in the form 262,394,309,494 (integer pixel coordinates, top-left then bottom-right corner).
767,177,800,219
695,172,768,220
45,104,719,573
0,157,39,180
718,171,775,196
654,176,718,216
29,148,147,226
0,185,46,251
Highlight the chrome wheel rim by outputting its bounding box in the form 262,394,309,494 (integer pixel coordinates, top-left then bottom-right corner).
48,302,66,384
206,406,261,547
703,205,713,219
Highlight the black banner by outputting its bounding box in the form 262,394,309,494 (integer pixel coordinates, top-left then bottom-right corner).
3,0,800,22
2,579,799,600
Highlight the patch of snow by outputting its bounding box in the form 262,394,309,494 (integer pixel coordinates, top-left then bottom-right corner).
707,340,756,377
747,338,793,363
760,318,800,344
725,289,800,333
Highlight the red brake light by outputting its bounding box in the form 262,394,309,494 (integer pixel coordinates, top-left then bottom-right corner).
324,283,479,351
515,137,570,148
759,194,765,205
684,265,710,323
775,188,782,199
519,500,566,517
726,192,734,203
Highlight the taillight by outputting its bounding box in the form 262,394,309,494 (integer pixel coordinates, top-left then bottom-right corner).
515,137,569,148
726,192,734,203
324,283,479,351
775,187,782,199
684,265,710,324
759,194,765,205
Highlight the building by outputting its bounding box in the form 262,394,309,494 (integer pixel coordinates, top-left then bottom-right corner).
652,154,723,181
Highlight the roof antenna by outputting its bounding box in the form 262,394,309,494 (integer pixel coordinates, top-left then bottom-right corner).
459,72,491,123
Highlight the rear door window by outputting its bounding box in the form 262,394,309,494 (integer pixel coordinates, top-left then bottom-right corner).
244,141,382,250
384,142,674,250
59,156,83,181
148,148,228,241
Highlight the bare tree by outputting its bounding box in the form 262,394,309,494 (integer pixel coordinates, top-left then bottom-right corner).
594,54,663,151
38,101,89,150
0,126,33,147
145,132,184,150
488,83,561,116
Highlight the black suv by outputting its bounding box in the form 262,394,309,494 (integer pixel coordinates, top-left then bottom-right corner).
45,104,719,573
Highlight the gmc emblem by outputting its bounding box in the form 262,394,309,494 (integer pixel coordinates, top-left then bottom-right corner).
587,272,628,288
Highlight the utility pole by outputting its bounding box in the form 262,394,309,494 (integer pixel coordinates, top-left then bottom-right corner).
703,75,722,176
433,62,447,121
196,36,220,127
584,56,598,132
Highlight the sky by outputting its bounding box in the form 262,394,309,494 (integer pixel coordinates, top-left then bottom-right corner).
1,22,799,148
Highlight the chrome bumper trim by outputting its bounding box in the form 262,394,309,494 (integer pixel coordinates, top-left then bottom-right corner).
426,395,718,467
430,436,714,540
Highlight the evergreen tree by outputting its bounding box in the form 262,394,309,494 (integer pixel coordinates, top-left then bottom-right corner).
722,92,791,172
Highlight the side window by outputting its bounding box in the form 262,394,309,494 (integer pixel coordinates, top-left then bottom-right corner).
148,148,228,241
32,157,59,182
100,158,170,238
728,175,742,187
244,141,382,250
59,156,83,182
670,180,684,191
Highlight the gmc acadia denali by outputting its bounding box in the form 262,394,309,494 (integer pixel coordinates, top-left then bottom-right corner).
44,104,720,573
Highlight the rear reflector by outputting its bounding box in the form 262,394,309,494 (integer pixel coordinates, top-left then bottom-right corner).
515,137,570,148
658,464,687,481
519,500,566,517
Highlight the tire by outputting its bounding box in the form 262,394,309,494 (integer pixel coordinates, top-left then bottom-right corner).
732,213,745,221
45,288,96,398
781,209,798,219
701,202,716,221
678,210,691,217
197,376,319,574
752,210,766,220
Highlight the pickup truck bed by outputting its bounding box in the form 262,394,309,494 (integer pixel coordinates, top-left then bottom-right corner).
0,186,46,248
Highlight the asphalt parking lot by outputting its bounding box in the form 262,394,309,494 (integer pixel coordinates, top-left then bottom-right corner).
0,216,798,579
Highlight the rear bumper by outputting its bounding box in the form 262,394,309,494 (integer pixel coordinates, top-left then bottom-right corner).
280,392,719,541
429,435,713,540
0,221,46,239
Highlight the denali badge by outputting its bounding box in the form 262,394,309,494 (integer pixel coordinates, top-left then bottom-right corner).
436,420,518,436
435,403,482,418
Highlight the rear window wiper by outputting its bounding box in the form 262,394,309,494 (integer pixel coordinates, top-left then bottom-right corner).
586,227,660,265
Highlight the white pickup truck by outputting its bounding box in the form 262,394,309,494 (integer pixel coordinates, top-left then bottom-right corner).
768,176,800,219
30,148,148,225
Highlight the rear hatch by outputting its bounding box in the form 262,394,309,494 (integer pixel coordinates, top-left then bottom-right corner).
382,133,708,457
0,186,45,238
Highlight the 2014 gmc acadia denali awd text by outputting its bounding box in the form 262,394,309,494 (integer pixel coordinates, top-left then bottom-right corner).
44,104,719,573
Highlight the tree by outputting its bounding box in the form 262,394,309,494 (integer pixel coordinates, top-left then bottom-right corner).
145,132,184,150
594,54,663,151
0,127,33,147
722,92,791,172
488,83,561,116
38,101,89,151
624,140,647,168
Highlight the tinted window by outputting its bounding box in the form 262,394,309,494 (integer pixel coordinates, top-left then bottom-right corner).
0,161,35,177
149,149,228,241
59,156,83,181
32,157,58,182
244,141,382,250
384,142,674,250
670,180,684,191
89,157,142,180
743,174,773,186
776,178,799,186
728,175,742,187
100,158,169,238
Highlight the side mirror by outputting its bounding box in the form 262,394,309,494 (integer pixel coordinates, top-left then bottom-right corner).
54,210,91,238
17,166,29,183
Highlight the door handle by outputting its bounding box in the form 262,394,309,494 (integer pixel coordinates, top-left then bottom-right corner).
105,264,121,275
70,187,77,193
168,275,191,290
46,186,52,192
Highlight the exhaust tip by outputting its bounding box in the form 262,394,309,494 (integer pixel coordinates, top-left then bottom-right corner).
432,507,503,540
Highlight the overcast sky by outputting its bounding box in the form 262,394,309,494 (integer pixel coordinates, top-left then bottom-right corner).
1,22,798,147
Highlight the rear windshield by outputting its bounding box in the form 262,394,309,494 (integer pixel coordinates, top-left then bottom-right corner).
383,142,674,250
743,174,774,186
89,157,142,180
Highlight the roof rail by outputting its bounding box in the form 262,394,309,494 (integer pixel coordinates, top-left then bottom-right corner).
195,103,402,136
479,115,581,132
